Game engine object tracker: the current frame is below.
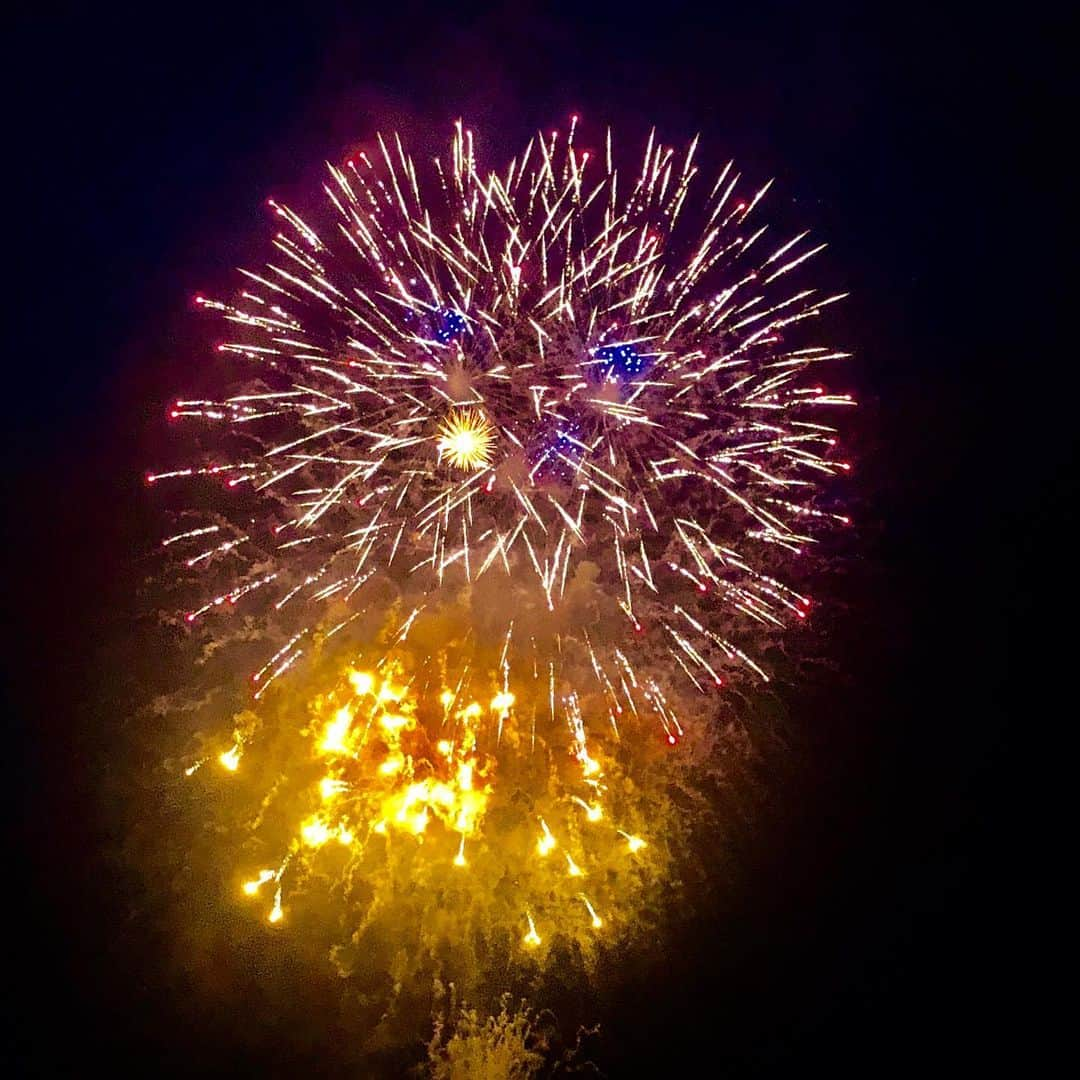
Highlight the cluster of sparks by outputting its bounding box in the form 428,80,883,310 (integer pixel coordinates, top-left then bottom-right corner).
223,655,646,946
157,120,850,945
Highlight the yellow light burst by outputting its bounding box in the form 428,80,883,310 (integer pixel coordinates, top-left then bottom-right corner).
320,776,348,800
348,669,374,696
230,656,664,950
436,409,496,471
242,869,275,896
218,744,241,771
321,706,353,753
301,817,332,847
491,690,515,713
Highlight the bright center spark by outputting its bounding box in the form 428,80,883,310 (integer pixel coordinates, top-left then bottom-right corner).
436,409,496,471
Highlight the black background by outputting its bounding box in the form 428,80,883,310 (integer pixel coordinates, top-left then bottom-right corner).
5,2,1060,1074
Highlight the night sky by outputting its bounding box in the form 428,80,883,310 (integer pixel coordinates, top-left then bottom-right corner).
6,4,1057,1075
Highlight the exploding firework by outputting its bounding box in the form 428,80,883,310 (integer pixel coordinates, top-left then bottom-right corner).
436,408,497,471
154,120,851,948
209,639,665,961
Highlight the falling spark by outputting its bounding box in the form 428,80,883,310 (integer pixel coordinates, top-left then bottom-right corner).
580,894,603,929
537,817,557,856
268,886,284,924
523,910,542,947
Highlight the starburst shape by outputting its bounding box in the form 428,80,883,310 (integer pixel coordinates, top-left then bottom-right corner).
436,409,497,471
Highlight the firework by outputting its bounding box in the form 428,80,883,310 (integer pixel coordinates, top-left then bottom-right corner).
223,647,663,955
436,408,497,471
155,120,851,944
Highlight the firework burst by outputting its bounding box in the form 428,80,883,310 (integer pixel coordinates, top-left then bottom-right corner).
220,647,662,956
154,119,851,946
436,408,497,471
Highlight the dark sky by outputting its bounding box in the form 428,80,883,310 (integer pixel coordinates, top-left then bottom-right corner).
5,3,1059,1075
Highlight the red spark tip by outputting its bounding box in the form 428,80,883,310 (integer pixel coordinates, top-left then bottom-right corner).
698,583,708,593
839,462,852,471
667,734,677,745
796,610,806,619
714,678,723,687
633,623,643,633
145,473,155,485
194,295,204,305
170,410,179,419
185,613,196,623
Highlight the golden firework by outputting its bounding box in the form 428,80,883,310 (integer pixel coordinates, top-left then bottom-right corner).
436,409,496,471
223,650,661,956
